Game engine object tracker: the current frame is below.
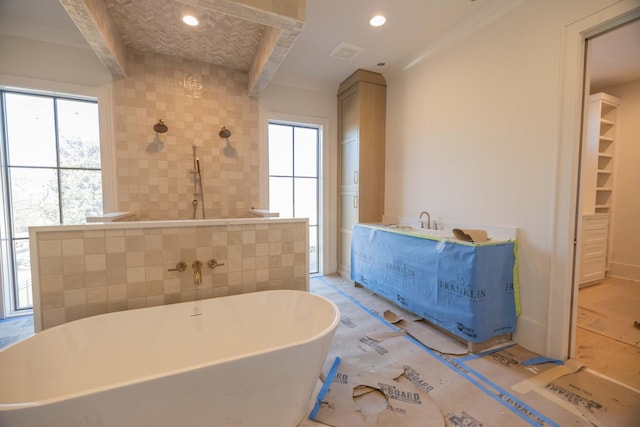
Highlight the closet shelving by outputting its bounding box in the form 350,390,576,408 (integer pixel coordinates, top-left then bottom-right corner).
593,99,618,213
579,92,620,285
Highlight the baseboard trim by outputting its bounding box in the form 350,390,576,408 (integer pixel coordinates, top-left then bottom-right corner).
608,262,640,282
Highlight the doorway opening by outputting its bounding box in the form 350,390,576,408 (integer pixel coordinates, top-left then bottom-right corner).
571,17,640,388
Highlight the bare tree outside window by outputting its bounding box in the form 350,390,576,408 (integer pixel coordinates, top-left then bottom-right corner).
0,91,102,313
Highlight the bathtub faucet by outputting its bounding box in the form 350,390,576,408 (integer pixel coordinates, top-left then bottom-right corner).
419,211,431,229
192,260,203,286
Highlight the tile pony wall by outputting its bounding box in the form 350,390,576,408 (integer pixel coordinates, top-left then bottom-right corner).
33,219,309,330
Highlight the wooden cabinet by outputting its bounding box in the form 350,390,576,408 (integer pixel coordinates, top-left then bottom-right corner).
337,69,386,277
579,214,609,285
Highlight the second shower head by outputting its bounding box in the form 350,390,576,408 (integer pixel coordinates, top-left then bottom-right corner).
153,119,168,134
219,126,231,139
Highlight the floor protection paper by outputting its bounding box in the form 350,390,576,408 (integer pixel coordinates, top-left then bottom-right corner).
309,276,640,427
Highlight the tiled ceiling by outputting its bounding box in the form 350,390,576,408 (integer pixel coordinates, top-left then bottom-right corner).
57,0,304,97
104,0,265,72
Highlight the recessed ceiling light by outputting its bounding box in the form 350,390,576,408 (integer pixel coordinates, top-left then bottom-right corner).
369,15,386,27
182,14,199,26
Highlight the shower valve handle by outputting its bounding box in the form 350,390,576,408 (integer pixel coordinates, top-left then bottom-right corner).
168,262,187,272
207,259,225,269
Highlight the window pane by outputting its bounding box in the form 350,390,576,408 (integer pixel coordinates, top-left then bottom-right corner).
294,127,318,177
269,177,293,217
10,167,60,237
1,90,103,313
61,169,103,224
309,225,318,274
294,177,317,225
14,240,32,310
5,93,57,167
57,99,101,168
268,124,293,176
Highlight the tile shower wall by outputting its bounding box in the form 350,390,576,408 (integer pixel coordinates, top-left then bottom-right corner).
34,220,308,330
112,48,260,220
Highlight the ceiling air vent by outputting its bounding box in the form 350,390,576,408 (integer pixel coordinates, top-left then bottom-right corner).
329,42,364,60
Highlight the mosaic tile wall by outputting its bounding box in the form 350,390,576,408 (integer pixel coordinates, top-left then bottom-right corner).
34,220,308,330
112,48,260,220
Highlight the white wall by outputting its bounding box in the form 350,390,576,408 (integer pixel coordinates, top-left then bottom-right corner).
384,0,630,356
0,34,112,87
258,82,339,274
600,81,640,281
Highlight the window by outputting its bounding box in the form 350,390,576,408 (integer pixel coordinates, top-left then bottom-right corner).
268,122,320,273
0,90,102,314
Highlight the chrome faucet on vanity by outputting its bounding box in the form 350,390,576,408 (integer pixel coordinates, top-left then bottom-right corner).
419,211,431,229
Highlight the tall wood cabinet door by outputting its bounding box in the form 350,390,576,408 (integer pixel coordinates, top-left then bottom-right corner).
339,191,358,274
356,82,386,223
338,87,359,275
341,136,359,192
337,69,386,278
340,88,360,193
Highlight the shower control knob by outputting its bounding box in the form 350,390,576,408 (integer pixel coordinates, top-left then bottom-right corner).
168,262,187,272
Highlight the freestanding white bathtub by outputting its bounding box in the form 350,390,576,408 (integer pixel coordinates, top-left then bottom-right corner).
0,290,340,427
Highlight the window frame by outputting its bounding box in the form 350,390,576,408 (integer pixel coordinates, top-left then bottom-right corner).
268,122,320,274
261,112,328,276
0,75,115,318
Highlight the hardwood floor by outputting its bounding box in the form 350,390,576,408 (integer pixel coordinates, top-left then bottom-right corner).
573,276,640,390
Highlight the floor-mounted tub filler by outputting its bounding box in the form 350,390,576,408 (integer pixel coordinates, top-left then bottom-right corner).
0,290,340,427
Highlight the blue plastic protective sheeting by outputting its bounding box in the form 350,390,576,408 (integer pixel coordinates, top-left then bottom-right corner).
350,225,517,343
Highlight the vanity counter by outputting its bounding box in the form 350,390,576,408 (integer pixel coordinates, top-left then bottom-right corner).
351,224,519,346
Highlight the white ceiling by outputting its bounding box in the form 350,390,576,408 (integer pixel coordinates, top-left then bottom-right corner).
0,0,638,93
589,19,640,93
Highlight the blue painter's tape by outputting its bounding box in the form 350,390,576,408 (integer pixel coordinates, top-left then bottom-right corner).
316,277,561,427
521,356,564,366
309,356,342,420
456,342,518,362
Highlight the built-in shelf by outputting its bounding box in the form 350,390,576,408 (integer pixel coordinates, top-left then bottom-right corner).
579,92,620,286
583,93,620,216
